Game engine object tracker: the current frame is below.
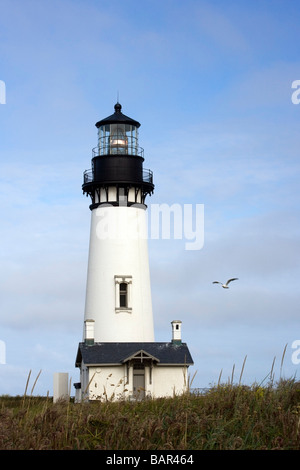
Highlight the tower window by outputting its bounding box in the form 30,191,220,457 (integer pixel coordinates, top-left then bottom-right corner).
120,283,128,307
110,124,128,154
114,275,132,313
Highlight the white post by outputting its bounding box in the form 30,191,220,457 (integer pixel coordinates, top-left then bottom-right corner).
53,373,69,403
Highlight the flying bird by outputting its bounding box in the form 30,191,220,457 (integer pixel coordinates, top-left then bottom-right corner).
213,278,239,289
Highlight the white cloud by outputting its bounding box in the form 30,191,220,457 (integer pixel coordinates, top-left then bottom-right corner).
194,2,249,55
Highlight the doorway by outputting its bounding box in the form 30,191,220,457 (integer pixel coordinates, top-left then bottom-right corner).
133,364,145,399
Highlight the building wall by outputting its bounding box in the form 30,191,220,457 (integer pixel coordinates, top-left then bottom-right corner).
87,365,128,401
152,366,189,398
79,363,190,401
79,363,90,401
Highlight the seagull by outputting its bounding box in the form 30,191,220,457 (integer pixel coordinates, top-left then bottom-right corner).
213,278,239,289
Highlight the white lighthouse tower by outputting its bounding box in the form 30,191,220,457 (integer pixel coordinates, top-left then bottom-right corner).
82,102,154,343
75,103,193,401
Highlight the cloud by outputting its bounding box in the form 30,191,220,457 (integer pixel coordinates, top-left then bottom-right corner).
0,161,89,332
228,61,300,110
194,2,249,55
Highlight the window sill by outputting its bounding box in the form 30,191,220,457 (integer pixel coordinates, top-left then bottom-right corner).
115,308,132,314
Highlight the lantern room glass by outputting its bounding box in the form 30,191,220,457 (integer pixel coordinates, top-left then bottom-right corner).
98,123,139,156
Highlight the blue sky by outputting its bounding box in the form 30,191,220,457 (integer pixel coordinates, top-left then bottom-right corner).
1,0,300,395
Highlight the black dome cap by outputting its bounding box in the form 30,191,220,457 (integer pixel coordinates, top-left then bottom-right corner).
95,103,141,128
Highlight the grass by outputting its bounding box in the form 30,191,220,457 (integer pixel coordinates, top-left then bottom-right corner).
1,377,300,450
1,349,300,450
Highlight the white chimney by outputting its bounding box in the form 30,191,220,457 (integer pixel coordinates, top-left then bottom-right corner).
84,319,95,345
171,320,182,344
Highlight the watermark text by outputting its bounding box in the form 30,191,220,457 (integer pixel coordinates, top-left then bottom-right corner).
0,340,6,364
95,202,204,251
291,80,300,104
292,340,300,365
0,80,6,104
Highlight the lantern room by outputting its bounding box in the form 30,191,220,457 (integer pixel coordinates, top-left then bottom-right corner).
95,102,142,157
83,103,154,208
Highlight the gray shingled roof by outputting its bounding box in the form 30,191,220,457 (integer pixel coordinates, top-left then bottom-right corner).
75,342,193,367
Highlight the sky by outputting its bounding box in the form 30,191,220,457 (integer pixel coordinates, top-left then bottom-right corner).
0,0,300,396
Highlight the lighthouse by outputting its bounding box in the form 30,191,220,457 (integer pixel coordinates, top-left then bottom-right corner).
82,102,154,343
75,103,193,401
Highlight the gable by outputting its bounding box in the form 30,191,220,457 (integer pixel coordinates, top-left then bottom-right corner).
122,349,160,363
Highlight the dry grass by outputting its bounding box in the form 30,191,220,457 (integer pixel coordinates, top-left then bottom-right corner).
1,350,300,450
1,378,300,450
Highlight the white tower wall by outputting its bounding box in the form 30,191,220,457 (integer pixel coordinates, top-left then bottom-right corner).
83,204,154,342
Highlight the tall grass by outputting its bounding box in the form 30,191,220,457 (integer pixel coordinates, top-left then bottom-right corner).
1,377,300,450
1,348,299,450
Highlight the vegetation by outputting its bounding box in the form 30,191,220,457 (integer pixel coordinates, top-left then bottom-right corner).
1,378,300,450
